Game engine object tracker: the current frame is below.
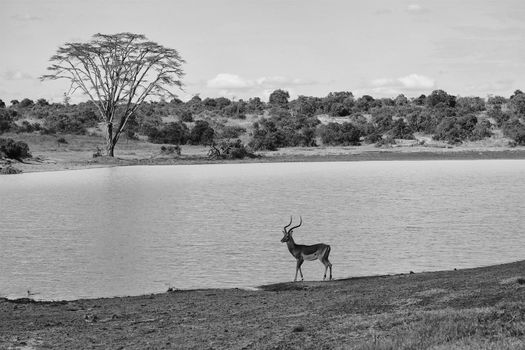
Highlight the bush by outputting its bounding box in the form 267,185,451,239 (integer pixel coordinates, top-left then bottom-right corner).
329,103,351,117
0,138,31,159
406,110,435,133
318,122,361,146
17,120,42,133
180,110,193,122
189,120,215,145
147,122,189,144
363,133,383,144
248,126,285,151
376,136,396,147
222,102,247,119
19,98,34,108
503,119,525,145
218,125,246,139
456,96,485,114
371,107,394,132
487,106,510,127
469,119,493,141
514,129,525,146
43,114,87,134
426,90,456,108
0,109,17,134
208,139,257,160
433,115,478,144
92,146,103,158
388,119,414,140
0,165,22,174
433,117,464,144
124,128,139,140
160,145,181,156
248,113,319,150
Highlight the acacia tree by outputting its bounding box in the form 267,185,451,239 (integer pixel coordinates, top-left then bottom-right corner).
41,32,185,156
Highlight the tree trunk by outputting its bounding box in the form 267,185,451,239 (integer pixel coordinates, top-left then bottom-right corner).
105,122,115,157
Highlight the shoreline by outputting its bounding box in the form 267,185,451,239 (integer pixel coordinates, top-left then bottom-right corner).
6,146,525,174
1,259,520,304
3,260,525,348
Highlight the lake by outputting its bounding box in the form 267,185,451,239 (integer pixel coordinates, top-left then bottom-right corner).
1,160,524,300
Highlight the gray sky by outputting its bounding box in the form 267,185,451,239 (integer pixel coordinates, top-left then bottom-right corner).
1,0,524,102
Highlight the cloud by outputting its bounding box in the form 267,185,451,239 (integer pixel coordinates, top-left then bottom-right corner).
207,73,253,89
407,3,428,13
398,74,435,89
11,13,43,21
365,73,435,96
206,73,315,99
1,70,33,81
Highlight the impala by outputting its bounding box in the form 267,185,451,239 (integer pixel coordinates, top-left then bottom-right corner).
281,216,333,282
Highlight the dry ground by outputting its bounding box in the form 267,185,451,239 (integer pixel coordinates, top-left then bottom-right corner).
2,261,525,349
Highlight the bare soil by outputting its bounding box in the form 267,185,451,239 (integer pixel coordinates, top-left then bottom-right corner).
2,261,525,349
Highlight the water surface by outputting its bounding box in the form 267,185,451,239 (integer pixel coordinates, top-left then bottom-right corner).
1,160,524,300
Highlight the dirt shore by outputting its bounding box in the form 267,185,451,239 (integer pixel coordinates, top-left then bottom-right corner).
4,141,525,174
2,260,525,349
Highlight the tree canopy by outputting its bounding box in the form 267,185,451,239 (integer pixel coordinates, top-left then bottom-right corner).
41,32,185,156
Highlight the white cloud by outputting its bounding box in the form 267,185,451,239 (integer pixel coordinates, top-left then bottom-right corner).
407,3,428,13
207,73,254,89
365,73,435,96
398,74,435,89
206,73,315,99
369,86,404,96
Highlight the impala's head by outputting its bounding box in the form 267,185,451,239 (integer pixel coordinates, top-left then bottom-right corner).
281,216,302,243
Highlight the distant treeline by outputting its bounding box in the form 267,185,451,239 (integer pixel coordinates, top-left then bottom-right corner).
1,89,525,150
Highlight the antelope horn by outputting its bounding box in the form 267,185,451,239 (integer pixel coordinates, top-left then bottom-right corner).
283,216,293,232
289,216,302,232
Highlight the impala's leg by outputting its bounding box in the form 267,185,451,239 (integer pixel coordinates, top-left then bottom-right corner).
295,259,304,282
322,246,333,281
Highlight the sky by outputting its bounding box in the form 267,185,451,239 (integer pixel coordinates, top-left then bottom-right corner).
1,0,524,103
